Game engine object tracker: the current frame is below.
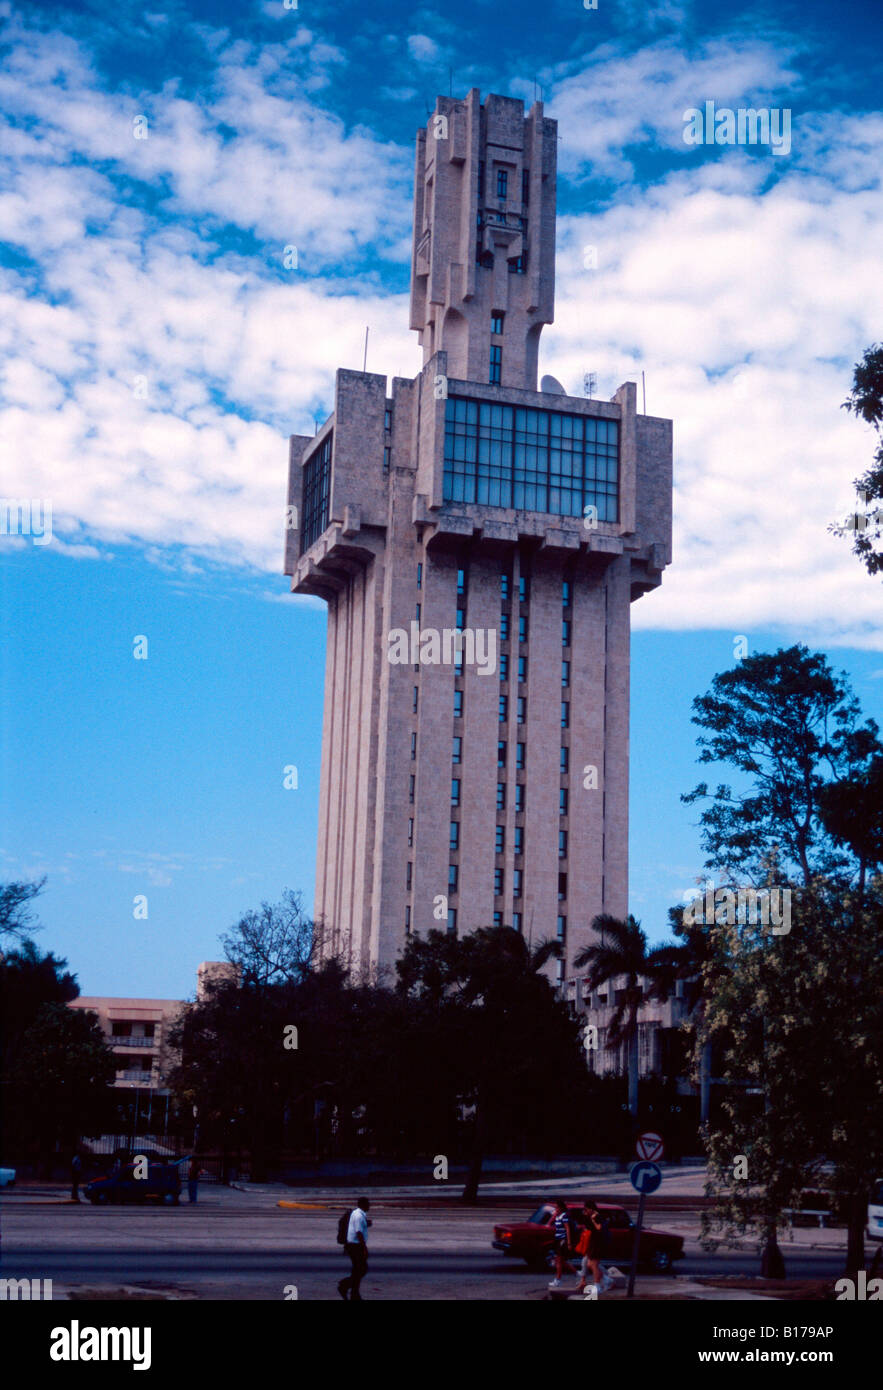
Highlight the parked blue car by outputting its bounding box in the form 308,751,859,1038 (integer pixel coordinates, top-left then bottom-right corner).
85,1159,182,1205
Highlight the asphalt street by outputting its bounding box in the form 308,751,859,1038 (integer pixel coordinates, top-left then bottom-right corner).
1,1191,852,1300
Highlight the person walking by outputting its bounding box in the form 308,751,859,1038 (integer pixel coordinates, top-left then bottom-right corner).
187,1155,200,1204
548,1198,577,1289
70,1152,82,1203
337,1197,371,1301
576,1199,613,1295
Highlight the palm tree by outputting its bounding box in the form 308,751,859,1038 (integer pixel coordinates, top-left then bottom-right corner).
665,904,716,1124
574,914,679,1122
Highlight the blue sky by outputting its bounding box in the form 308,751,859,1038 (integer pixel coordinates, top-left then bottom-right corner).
1,0,881,997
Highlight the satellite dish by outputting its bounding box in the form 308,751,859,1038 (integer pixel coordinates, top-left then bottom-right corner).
540,374,567,395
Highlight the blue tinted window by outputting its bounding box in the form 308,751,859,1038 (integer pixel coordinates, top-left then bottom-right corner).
443,397,618,520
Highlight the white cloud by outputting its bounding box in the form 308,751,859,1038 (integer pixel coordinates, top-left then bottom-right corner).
537,38,802,182
407,34,441,65
0,12,880,649
545,148,883,646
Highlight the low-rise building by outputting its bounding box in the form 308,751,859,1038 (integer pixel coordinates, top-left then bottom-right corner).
566,974,696,1080
69,961,236,1093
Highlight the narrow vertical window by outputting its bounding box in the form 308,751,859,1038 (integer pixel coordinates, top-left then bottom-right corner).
489,344,502,385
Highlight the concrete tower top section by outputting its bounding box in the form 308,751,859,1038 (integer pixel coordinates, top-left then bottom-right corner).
409,89,557,393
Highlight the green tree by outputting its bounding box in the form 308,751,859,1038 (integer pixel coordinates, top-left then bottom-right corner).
5,1003,117,1165
220,888,314,987
684,648,883,1277
396,926,581,1202
683,645,878,889
830,344,883,577
0,878,47,946
0,933,116,1168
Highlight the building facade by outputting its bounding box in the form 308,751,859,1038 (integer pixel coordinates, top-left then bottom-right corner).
69,995,183,1092
285,90,672,990
69,963,235,1092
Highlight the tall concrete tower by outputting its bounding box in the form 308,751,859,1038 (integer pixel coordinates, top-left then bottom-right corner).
284,90,672,1006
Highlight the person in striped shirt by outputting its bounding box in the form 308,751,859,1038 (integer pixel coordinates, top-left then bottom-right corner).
548,1198,577,1288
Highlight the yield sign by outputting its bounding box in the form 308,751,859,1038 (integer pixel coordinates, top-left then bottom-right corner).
636,1131,664,1162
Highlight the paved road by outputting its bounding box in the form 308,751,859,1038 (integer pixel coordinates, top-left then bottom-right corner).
2,1194,850,1300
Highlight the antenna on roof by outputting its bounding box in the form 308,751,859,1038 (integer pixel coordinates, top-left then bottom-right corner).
584,371,596,399
363,327,369,374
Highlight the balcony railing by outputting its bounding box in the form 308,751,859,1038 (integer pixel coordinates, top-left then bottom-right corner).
109,1035,158,1047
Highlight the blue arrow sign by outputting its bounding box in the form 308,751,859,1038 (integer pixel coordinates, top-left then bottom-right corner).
629,1160,662,1195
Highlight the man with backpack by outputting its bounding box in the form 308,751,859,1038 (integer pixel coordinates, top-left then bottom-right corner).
337,1197,371,1301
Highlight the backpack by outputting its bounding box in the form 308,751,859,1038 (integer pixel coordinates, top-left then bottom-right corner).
336,1209,352,1246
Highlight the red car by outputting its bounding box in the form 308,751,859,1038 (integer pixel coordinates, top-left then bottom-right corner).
493,1201,684,1274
